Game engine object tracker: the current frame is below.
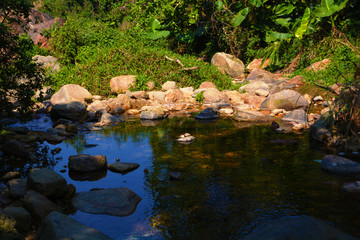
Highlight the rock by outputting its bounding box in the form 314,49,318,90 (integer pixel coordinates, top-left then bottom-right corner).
203,88,229,103
50,101,87,122
282,109,308,125
35,211,112,240
130,98,150,109
241,93,266,108
87,100,107,113
108,162,140,174
169,172,182,180
176,134,195,142
68,154,107,172
33,55,58,69
341,181,360,193
293,123,305,131
245,68,277,83
2,139,29,157
211,52,245,79
219,108,234,115
3,207,31,233
6,126,29,134
255,89,270,97
223,90,244,105
146,81,155,91
289,75,305,85
234,110,272,122
8,179,27,199
127,109,140,115
244,215,357,240
270,121,280,130
240,80,270,95
110,75,136,93
140,106,165,120
107,94,131,111
73,187,141,217
309,112,333,143
28,168,67,198
131,91,149,99
306,59,331,71
195,108,219,120
321,155,360,176
2,172,20,181
162,81,177,91
199,82,217,89
246,58,269,72
23,190,58,220
65,124,78,134
100,113,123,125
35,86,54,101
261,90,309,110
148,91,166,104
165,89,185,103
50,84,92,105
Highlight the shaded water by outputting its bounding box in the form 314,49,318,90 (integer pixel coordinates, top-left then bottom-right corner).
4,117,360,239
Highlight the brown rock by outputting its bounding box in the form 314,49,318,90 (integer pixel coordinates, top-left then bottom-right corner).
211,52,245,79
245,68,277,83
241,93,266,108
23,190,58,220
110,75,136,93
289,75,305,85
50,84,92,105
223,90,244,105
162,81,177,91
199,82,217,89
246,58,269,72
165,89,185,103
306,59,331,71
203,88,229,104
131,91,149,99
130,99,149,109
107,94,131,111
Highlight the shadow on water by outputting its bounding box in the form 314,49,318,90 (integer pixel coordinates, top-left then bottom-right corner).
2,117,360,239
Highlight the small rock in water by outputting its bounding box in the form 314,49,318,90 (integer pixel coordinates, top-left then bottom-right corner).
169,172,182,180
341,181,360,193
269,121,280,131
108,162,140,174
176,133,195,143
115,158,120,162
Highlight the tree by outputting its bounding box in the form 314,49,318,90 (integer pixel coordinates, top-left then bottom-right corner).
0,0,45,124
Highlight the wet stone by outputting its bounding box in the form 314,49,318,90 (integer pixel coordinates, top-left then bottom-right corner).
8,179,27,199
2,172,20,181
108,162,140,174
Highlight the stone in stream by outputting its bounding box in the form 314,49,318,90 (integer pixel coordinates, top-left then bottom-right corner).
260,90,309,111
140,106,165,120
107,162,140,174
234,110,271,122
28,168,67,198
282,109,308,126
35,211,112,240
8,179,27,199
341,181,360,193
2,171,20,181
50,101,88,122
3,207,32,233
244,215,358,240
321,155,360,176
195,108,219,120
23,190,59,220
73,187,141,217
68,154,107,172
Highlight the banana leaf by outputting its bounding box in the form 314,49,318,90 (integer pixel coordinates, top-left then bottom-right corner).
295,7,311,39
313,0,349,18
265,31,293,43
232,8,249,27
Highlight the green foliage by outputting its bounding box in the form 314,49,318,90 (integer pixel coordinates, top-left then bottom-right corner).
195,91,204,103
0,0,45,124
146,17,170,40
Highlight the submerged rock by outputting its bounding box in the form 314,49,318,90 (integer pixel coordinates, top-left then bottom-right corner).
36,211,112,240
73,187,141,217
244,215,357,240
321,155,360,176
107,162,140,174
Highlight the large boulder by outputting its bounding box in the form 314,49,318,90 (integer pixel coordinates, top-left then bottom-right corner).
68,155,107,172
234,110,272,122
321,155,360,176
211,52,245,79
28,168,67,198
35,211,112,240
223,90,245,106
244,215,357,240
23,190,59,220
282,109,308,125
261,90,309,111
203,88,229,104
50,101,87,122
73,187,141,217
110,75,136,93
50,84,92,105
107,94,131,111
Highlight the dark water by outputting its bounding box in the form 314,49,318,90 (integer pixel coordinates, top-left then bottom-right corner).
4,117,360,239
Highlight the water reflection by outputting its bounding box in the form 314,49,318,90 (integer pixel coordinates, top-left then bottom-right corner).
2,118,360,239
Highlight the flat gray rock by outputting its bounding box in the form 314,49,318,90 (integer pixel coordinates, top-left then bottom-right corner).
73,187,141,217
8,179,27,199
28,168,67,198
107,162,140,174
36,211,112,240
23,190,59,220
